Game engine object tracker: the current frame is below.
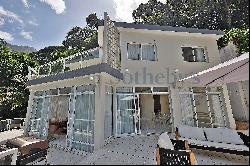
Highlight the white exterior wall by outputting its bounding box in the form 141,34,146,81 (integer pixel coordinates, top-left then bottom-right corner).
117,28,223,128
118,29,222,87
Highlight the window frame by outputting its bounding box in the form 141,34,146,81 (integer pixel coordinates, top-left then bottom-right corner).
178,86,227,128
181,46,208,63
127,42,157,61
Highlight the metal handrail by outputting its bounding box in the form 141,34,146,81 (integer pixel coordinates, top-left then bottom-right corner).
28,47,101,79
39,47,100,68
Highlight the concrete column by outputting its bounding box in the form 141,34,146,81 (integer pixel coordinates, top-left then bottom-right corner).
24,91,34,136
113,86,117,137
222,84,236,129
227,82,245,121
238,81,249,121
169,85,183,129
94,76,106,150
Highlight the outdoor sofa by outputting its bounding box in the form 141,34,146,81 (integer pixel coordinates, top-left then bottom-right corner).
175,125,249,156
6,136,49,165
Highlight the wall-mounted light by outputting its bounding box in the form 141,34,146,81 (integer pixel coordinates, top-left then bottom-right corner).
174,69,179,73
90,75,100,83
125,68,129,72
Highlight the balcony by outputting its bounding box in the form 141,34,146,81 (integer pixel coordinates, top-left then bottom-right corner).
28,47,102,80
27,13,122,85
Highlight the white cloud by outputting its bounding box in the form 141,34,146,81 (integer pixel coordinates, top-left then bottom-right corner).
0,17,4,26
113,0,165,22
20,30,33,41
39,0,66,14
28,20,39,26
0,6,23,24
0,31,13,41
22,0,29,8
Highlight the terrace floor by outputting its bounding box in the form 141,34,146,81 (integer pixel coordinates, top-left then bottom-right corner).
47,133,249,165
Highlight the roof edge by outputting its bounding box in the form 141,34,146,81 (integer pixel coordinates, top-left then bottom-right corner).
98,20,224,35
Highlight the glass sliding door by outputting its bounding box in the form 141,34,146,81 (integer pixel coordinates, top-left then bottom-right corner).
39,97,50,139
66,92,75,149
179,94,195,126
116,94,139,135
29,94,50,139
208,94,226,127
179,88,196,127
194,93,212,128
69,85,95,152
29,97,43,136
49,96,69,123
179,87,227,128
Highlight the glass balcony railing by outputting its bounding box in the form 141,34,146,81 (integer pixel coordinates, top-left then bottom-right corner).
28,47,101,80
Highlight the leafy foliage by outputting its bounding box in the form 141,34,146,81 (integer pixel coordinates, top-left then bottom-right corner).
133,0,249,30
30,13,100,66
62,27,86,49
0,39,37,118
86,13,99,29
62,13,99,50
218,28,249,54
29,46,67,65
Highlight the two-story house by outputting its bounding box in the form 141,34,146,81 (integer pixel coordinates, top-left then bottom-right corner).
24,13,235,152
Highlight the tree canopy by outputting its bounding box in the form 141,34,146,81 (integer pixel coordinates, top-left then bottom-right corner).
218,28,249,54
133,0,249,30
30,13,100,65
62,13,99,50
0,39,37,118
29,46,67,65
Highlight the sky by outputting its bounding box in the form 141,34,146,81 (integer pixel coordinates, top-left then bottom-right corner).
0,0,165,50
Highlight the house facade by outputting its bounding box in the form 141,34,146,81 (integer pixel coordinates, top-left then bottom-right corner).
24,13,236,152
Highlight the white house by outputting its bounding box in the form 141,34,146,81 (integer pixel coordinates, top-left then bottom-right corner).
24,13,237,152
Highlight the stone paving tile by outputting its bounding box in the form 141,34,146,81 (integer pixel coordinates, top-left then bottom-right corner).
47,146,89,165
78,135,158,165
47,134,249,165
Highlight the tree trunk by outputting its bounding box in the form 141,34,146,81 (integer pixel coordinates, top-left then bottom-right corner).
223,0,231,29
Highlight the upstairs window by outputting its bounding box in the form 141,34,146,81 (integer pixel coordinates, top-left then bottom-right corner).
127,43,141,60
182,47,207,62
127,43,157,61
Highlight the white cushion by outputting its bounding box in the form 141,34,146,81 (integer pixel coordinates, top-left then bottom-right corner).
158,132,174,150
180,138,249,152
178,125,206,141
204,128,244,145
